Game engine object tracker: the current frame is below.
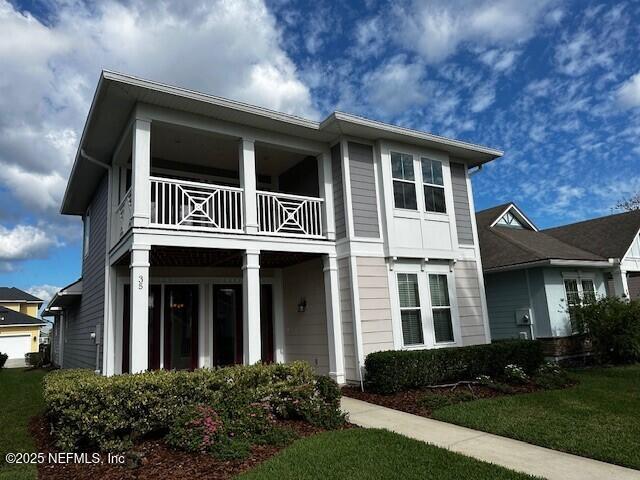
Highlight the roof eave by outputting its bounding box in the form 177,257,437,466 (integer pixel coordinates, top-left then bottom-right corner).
484,258,613,273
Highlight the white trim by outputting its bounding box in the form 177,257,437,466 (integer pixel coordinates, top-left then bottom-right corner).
485,259,613,273
0,323,46,328
489,204,538,231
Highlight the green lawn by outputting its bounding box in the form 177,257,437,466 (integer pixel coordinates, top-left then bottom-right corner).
433,365,640,470
240,428,538,480
0,368,47,480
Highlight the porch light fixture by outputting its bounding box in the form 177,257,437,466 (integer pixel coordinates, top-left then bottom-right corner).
297,298,307,313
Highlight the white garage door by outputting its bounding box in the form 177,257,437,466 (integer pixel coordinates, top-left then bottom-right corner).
0,335,31,359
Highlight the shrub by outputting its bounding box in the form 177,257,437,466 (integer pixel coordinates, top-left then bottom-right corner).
571,297,640,364
0,352,7,369
364,340,544,394
533,362,573,390
25,352,42,367
502,364,529,385
43,362,343,452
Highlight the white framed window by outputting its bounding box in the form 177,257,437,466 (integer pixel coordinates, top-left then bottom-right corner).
563,274,597,326
83,207,91,258
391,151,417,210
397,273,423,345
421,158,446,213
392,263,459,349
429,274,454,343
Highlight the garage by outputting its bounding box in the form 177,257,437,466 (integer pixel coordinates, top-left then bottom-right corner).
0,334,31,359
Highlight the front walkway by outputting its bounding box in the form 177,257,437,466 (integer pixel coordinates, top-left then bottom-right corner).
341,397,640,480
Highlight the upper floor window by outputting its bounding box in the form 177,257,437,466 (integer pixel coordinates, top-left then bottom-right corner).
83,208,91,258
391,152,417,210
421,158,446,213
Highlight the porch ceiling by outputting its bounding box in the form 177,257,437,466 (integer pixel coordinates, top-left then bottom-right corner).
116,247,322,268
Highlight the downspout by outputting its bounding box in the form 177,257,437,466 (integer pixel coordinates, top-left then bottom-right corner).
468,164,483,176
80,149,111,374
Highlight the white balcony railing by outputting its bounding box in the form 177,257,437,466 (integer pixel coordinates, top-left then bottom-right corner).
115,188,133,239
150,176,244,232
257,190,324,238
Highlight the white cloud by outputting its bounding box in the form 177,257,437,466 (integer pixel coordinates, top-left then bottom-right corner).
27,285,61,304
470,84,496,112
478,49,520,72
0,224,61,263
616,72,640,109
393,0,554,63
363,55,427,115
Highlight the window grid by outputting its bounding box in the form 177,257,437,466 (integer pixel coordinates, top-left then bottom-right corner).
391,152,417,210
429,274,454,343
421,158,446,213
397,273,424,345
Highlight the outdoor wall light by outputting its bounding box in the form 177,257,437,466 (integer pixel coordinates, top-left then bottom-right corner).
297,298,307,313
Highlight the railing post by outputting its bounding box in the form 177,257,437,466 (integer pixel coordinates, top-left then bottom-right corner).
239,137,258,234
132,118,151,228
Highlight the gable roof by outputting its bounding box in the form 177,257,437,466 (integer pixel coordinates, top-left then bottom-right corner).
543,209,640,260
0,287,43,304
42,279,82,317
61,70,503,215
476,203,611,272
0,306,46,327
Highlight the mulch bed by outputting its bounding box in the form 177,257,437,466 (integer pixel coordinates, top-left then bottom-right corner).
343,383,543,417
30,416,332,480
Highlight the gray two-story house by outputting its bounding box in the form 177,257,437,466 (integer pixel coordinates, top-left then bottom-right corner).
46,71,502,383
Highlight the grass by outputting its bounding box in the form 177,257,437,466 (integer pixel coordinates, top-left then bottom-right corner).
240,428,539,480
0,368,47,480
433,365,640,470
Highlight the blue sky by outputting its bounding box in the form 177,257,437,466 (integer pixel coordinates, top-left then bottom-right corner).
0,0,639,306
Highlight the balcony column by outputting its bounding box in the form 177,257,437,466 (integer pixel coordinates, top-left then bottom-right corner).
317,151,336,240
323,254,345,384
239,137,258,234
242,249,261,364
131,119,151,228
611,268,630,299
129,245,150,373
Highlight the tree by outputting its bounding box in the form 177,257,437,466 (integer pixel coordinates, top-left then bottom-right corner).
615,193,640,212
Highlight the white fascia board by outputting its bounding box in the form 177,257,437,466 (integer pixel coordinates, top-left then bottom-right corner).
489,204,538,231
485,259,613,273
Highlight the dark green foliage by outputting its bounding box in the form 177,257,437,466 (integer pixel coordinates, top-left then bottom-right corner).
0,352,7,369
417,389,476,411
364,340,544,394
533,363,573,390
25,352,42,367
571,297,640,364
43,362,343,452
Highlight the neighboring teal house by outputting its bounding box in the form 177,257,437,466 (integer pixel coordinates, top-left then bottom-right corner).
476,204,640,359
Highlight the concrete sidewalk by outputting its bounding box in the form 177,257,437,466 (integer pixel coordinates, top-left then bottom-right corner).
342,396,640,480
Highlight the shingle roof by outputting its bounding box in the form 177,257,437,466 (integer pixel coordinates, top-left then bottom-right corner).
0,287,42,303
476,203,609,272
0,306,46,326
543,209,640,260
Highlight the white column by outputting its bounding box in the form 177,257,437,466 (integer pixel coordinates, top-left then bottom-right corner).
323,254,345,384
131,119,151,228
611,268,630,299
239,138,258,234
103,265,117,376
242,249,261,364
317,151,336,240
129,245,150,373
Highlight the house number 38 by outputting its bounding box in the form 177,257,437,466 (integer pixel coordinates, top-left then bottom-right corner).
137,275,144,290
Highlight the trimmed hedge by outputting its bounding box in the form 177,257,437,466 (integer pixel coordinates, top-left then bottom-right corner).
43,361,343,451
364,340,544,394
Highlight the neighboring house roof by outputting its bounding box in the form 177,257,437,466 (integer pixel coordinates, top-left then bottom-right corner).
0,287,42,304
61,70,503,215
543,209,640,260
0,306,46,327
476,203,611,272
42,279,82,317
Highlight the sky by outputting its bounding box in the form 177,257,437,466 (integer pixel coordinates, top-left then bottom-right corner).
0,0,639,310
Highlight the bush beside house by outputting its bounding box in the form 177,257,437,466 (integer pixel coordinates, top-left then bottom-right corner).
43,361,343,454
365,340,544,394
572,297,640,364
0,352,7,369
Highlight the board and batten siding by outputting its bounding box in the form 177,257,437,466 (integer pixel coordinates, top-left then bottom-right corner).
450,162,474,245
63,175,108,370
338,258,358,382
348,143,380,238
484,269,531,340
331,143,346,239
357,257,394,355
282,258,330,374
454,260,488,345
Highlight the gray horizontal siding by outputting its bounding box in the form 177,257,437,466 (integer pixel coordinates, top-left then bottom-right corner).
338,258,358,382
63,174,108,371
332,144,346,239
484,270,531,340
450,162,474,245
454,260,487,345
348,142,380,238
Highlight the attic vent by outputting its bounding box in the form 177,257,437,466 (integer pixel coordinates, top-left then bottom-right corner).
497,211,524,229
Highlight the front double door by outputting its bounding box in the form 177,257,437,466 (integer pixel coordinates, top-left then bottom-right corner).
122,283,273,373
